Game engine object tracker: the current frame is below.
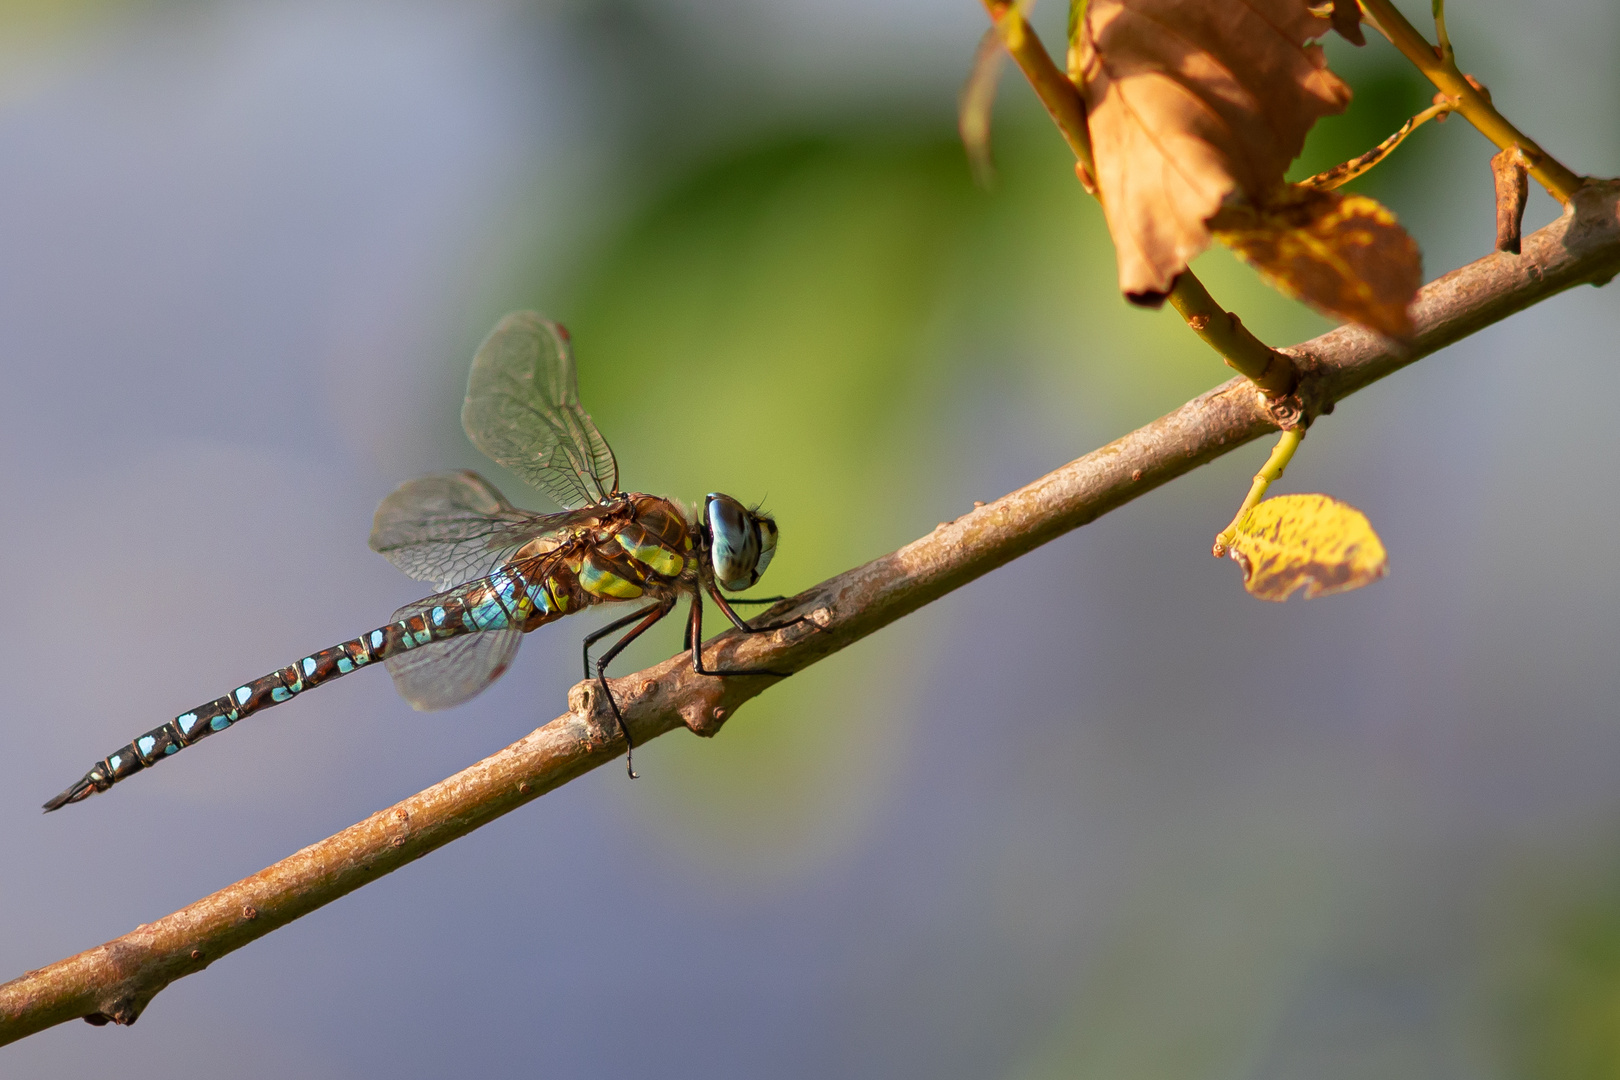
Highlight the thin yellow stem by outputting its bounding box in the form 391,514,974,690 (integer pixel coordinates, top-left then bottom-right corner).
1298,100,1453,191
1213,427,1306,557
959,27,1007,189
1065,0,1089,82
982,0,1093,178
1359,0,1583,202
1431,0,1452,64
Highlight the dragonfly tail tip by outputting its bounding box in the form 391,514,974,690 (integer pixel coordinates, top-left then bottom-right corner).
42,778,95,813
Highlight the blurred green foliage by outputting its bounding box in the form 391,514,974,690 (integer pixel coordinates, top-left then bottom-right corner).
1503,886,1620,1080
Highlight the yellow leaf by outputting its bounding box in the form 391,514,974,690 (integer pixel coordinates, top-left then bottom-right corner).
1210,186,1421,340
1225,493,1388,601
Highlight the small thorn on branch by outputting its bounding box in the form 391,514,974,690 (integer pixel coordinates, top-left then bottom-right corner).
1492,146,1532,254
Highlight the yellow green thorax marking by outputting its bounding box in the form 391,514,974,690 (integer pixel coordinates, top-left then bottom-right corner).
513,590,536,620
615,526,686,578
576,549,644,599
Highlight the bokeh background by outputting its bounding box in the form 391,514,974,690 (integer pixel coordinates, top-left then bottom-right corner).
2,0,1618,1075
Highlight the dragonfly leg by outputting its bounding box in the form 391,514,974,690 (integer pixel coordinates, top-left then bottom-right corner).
689,589,795,679
582,604,665,681
683,591,790,647
708,586,808,636
588,598,675,779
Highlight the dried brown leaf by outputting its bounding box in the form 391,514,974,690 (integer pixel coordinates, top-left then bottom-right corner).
1327,0,1365,46
1491,145,1531,254
1210,186,1421,339
959,26,1008,189
1076,0,1351,301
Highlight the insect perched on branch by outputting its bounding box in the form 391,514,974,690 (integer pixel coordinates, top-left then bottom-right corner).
45,312,791,810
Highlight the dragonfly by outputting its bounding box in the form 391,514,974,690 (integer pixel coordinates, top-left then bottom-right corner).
45,312,790,811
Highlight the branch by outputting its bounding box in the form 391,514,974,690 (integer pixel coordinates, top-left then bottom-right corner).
3,181,1617,1047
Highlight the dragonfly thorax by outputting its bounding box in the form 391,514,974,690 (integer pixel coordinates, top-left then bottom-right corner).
702,493,778,591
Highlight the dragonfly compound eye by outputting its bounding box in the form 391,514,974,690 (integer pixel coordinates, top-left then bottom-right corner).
753,514,778,580
706,493,761,590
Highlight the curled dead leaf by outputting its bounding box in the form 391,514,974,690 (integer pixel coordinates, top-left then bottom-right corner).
1491,145,1531,254
1225,493,1388,601
1210,187,1421,340
1324,0,1365,46
1076,0,1351,302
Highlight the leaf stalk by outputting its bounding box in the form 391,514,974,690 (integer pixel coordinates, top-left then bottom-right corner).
1167,274,1297,396
1299,100,1453,191
1213,427,1306,557
1430,0,1453,65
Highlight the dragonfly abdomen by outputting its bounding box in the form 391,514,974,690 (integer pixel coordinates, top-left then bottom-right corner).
40,564,575,811
43,510,692,810
43,632,387,809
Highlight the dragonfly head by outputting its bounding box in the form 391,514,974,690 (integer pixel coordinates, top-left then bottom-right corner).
703,493,778,591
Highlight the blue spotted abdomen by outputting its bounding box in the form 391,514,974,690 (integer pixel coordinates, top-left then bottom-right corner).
41,563,578,810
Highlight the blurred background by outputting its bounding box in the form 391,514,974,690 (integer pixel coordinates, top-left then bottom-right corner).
2,0,1618,1075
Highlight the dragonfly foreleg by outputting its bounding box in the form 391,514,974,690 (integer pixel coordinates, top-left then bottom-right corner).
684,592,787,649
706,586,807,636
689,590,795,680
585,597,675,779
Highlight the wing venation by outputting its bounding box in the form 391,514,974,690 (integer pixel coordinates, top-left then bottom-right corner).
369,469,589,590
461,312,619,509
383,592,524,711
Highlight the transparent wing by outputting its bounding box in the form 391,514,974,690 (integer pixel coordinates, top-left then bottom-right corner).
369,470,596,591
461,312,619,510
384,592,523,712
